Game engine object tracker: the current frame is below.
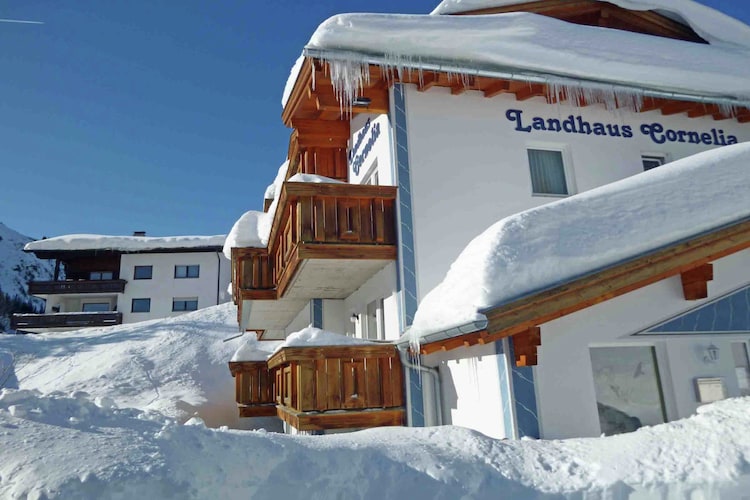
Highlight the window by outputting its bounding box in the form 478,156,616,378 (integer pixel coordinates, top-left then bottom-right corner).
174,265,200,279
133,265,153,280
362,298,385,340
89,271,114,280
172,298,198,312
732,342,750,397
131,298,151,313
589,346,667,435
362,160,379,186
642,154,667,171
82,302,110,312
528,149,569,196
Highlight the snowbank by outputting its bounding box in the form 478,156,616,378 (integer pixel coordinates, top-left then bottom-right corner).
304,11,750,107
274,327,376,352
410,143,750,338
25,234,226,252
430,0,750,48
0,303,250,429
1,387,748,499
230,339,280,362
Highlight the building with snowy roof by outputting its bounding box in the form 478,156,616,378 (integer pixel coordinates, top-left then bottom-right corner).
13,232,231,332
225,0,750,437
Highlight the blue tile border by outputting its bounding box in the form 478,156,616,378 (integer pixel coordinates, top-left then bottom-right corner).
392,83,424,426
642,284,750,334
311,299,323,329
508,337,540,439
496,341,515,438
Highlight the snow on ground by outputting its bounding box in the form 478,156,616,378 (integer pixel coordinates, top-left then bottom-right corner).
430,0,750,48
0,303,249,428
2,303,750,498
304,10,750,107
25,234,226,252
1,386,749,499
409,143,750,339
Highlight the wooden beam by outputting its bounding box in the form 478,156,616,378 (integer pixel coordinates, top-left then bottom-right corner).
482,80,510,98
420,331,487,355
239,405,277,418
660,101,699,116
483,219,750,342
277,406,404,431
511,82,546,101
681,263,714,300
417,73,440,92
512,327,541,367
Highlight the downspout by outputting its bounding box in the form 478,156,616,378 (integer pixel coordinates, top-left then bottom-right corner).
215,252,221,305
397,345,443,426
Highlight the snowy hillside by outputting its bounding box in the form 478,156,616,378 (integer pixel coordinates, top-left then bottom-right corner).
0,302,262,429
0,223,55,331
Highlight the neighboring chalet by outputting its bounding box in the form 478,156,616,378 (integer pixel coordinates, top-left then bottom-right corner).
225,0,750,436
13,233,231,333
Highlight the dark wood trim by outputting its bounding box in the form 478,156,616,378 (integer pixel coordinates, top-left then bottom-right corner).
28,279,127,295
681,263,714,300
297,243,397,261
268,344,398,369
239,405,278,418
277,406,404,431
11,312,123,330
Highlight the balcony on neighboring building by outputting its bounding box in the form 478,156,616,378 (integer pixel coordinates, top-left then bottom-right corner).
229,344,405,431
232,182,398,332
28,279,127,296
11,311,124,331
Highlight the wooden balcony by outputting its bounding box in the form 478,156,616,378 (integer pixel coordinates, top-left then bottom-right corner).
268,344,405,431
228,361,277,417
11,312,123,331
233,182,398,331
28,279,127,295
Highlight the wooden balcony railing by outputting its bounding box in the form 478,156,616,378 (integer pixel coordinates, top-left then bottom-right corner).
228,361,276,417
28,280,127,295
234,182,398,301
266,344,405,431
11,312,123,330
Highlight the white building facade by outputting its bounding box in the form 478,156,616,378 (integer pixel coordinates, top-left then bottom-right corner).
228,0,750,437
15,234,231,332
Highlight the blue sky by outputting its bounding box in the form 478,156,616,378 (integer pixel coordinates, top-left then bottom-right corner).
1,1,748,239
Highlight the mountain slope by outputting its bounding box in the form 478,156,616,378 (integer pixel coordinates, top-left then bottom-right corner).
0,223,55,331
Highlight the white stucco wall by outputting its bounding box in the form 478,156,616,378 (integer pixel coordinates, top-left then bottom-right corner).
427,343,509,439
119,251,231,324
343,263,400,340
403,85,750,301
348,113,395,186
535,249,750,439
285,302,311,335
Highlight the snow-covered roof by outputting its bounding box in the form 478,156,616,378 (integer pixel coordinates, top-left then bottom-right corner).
430,0,750,48
223,171,344,256
24,234,226,253
230,339,282,362
302,11,750,107
408,143,750,340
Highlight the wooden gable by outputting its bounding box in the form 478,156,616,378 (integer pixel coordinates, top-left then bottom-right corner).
448,0,707,43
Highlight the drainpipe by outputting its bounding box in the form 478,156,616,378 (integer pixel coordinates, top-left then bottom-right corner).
397,345,443,427
215,252,221,305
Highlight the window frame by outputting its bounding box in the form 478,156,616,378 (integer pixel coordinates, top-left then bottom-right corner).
82,302,110,313
131,298,151,313
89,271,114,281
526,144,575,198
174,265,200,279
133,265,153,280
172,297,199,312
641,153,668,171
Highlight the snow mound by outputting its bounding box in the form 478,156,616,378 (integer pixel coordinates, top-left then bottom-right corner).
275,327,377,352
305,11,750,104
411,143,750,338
231,339,279,362
288,173,345,184
1,388,749,499
0,303,252,428
430,0,750,48
25,234,226,252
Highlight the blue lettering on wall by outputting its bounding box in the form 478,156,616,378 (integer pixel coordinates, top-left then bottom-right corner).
506,109,738,146
350,119,381,175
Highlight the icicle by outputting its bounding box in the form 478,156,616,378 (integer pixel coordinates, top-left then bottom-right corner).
718,102,736,118
544,78,646,113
